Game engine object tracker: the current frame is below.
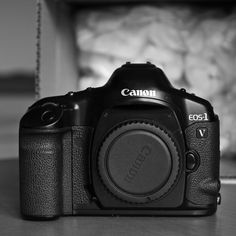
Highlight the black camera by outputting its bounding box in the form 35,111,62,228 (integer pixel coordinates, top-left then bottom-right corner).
19,63,221,220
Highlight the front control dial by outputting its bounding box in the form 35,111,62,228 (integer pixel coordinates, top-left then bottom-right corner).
21,103,63,128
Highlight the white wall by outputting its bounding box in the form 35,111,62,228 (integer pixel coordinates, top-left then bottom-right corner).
0,0,35,72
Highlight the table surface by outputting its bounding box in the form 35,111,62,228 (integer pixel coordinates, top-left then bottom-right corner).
0,159,235,236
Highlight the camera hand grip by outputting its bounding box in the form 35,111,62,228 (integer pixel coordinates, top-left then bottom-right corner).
19,129,62,219
185,120,220,205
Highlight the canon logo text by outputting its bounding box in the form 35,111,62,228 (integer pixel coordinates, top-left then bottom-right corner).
121,89,156,97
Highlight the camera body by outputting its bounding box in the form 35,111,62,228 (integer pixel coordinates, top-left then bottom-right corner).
19,63,220,220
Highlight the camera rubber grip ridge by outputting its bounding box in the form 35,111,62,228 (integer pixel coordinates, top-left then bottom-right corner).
19,130,62,219
185,121,220,205
72,126,93,213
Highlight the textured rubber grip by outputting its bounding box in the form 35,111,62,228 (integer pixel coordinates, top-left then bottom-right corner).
185,120,220,205
20,125,94,218
71,126,93,213
19,129,62,218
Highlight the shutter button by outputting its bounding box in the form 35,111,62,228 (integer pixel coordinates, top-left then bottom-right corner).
186,151,199,171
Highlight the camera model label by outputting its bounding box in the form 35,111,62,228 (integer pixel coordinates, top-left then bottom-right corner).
196,127,208,138
121,88,156,97
189,113,209,121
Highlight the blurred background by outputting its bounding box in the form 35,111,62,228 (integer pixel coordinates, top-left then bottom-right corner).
0,0,35,159
0,0,236,177
75,4,236,165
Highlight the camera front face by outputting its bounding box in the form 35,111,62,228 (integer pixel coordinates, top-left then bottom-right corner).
90,104,186,210
85,63,220,214
19,63,220,219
